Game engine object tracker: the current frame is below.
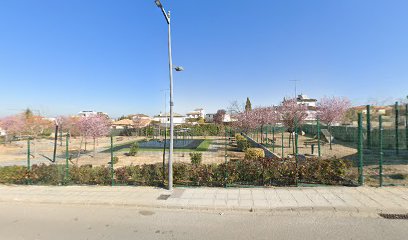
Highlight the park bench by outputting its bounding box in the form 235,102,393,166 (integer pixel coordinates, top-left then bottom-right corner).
303,140,326,147
304,140,326,155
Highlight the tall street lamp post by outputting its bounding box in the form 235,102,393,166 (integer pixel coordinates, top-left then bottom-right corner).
155,0,183,191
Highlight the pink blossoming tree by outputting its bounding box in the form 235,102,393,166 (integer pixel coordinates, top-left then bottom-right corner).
316,96,351,149
76,115,111,159
251,106,279,143
277,98,308,153
0,114,25,142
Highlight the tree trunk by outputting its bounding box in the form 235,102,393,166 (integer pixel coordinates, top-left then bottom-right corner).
76,136,83,165
288,132,291,148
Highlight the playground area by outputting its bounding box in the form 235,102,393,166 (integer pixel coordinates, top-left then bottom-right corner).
0,135,240,167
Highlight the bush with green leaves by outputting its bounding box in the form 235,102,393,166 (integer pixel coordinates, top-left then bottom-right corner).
180,123,221,136
189,152,203,165
235,133,245,141
0,157,353,187
31,164,62,185
237,139,250,151
0,166,27,184
128,142,139,156
244,148,265,160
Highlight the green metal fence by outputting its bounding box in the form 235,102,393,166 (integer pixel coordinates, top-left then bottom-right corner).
2,105,407,188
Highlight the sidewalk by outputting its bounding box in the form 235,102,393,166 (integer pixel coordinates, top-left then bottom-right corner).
1,185,408,214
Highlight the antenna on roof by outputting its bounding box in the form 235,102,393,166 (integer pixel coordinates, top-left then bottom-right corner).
289,80,301,98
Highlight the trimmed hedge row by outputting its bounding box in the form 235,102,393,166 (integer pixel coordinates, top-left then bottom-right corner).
0,157,355,187
235,133,251,151
244,148,265,160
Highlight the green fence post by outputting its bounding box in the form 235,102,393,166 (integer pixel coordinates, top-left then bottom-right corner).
272,126,275,152
366,105,371,149
265,126,268,146
395,102,399,155
281,131,284,159
379,115,383,187
110,135,115,186
256,128,259,142
224,129,228,188
317,117,321,157
406,104,408,150
65,133,69,184
295,119,298,187
27,139,31,185
358,113,364,185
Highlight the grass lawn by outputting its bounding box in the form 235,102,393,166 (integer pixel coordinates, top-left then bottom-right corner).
195,139,212,152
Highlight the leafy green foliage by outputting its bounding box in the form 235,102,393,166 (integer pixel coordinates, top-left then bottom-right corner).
0,166,27,184
245,97,252,112
237,139,250,151
0,158,353,187
189,152,203,165
128,142,139,156
244,148,265,160
179,124,221,136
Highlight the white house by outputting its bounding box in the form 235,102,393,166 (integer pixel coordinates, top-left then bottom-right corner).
186,108,205,119
0,127,6,136
78,111,109,119
296,94,317,107
205,113,233,123
153,112,186,126
296,94,317,121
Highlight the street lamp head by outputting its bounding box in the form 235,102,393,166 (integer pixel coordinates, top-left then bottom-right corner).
154,0,162,8
174,66,184,72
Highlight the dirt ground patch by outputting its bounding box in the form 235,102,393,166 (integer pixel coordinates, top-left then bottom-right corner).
0,136,237,167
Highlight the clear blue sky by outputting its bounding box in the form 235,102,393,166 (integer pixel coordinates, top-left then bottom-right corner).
1,0,407,118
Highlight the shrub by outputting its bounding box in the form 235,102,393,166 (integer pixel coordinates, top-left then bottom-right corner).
245,148,265,160
31,164,61,185
112,156,119,164
0,166,27,184
237,139,250,151
91,166,111,185
128,142,139,156
235,133,245,141
114,166,130,184
181,123,221,136
70,165,93,184
139,163,163,185
173,163,191,184
189,152,203,165
0,157,353,187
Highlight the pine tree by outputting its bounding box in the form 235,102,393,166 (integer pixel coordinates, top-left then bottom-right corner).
245,97,252,112
24,108,33,119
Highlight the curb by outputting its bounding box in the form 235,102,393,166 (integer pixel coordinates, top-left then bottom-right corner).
1,198,403,216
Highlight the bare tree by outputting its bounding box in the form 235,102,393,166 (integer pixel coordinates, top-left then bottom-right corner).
228,100,245,115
